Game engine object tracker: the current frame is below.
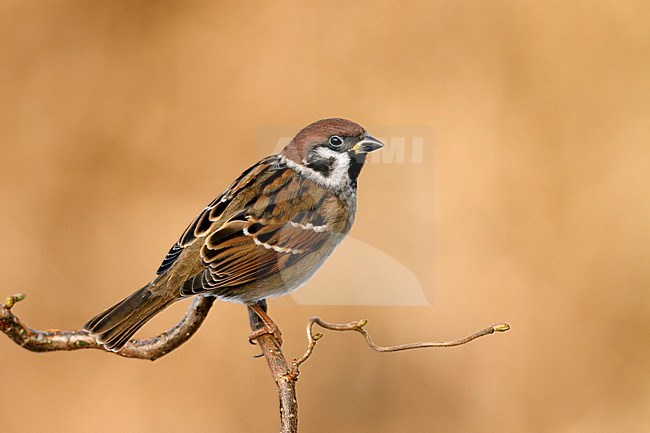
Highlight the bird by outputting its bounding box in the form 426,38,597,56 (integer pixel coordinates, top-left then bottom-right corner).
83,118,384,351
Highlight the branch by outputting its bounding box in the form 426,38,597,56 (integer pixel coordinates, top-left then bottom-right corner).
248,307,298,433
292,317,510,374
0,293,215,360
248,312,510,433
3,291,509,433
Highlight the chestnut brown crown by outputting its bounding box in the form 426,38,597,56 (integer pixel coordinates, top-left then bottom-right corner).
281,118,366,163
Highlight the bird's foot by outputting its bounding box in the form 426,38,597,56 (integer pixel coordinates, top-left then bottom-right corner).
248,322,283,346
247,302,283,346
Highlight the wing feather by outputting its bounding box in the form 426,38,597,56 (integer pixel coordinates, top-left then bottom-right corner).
157,155,339,297
156,156,276,275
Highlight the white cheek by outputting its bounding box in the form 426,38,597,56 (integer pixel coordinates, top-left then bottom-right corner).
281,152,353,192
314,147,350,184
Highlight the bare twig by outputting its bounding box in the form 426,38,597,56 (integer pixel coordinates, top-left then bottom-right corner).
292,317,510,374
3,292,509,433
247,312,510,433
0,293,215,360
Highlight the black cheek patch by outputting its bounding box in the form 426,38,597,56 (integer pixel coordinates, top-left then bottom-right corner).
306,156,335,177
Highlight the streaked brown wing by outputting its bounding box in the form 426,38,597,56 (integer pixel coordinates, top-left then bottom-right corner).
155,156,278,275
174,158,338,296
202,216,329,286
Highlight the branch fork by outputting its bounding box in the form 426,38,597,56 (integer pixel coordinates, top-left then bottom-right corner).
2,292,509,433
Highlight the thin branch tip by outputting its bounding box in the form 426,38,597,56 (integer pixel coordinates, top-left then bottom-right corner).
294,317,511,366
3,293,26,309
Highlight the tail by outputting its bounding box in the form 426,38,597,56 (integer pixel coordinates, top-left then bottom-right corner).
83,285,175,352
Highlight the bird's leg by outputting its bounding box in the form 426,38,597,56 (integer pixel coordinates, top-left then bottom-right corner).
247,299,283,346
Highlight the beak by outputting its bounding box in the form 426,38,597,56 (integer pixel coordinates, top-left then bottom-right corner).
352,134,384,154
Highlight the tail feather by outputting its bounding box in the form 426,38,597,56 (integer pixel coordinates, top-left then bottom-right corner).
83,286,175,352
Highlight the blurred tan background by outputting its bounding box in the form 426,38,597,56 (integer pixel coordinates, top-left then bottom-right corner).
1,1,649,432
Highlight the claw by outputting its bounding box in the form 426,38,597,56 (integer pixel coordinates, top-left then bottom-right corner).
248,322,283,346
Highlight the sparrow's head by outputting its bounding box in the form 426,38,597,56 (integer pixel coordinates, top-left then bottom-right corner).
282,118,384,189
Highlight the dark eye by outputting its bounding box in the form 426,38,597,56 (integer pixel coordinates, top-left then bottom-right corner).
329,136,343,148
